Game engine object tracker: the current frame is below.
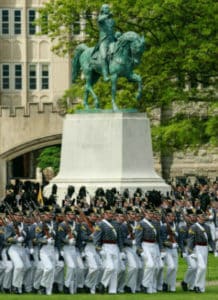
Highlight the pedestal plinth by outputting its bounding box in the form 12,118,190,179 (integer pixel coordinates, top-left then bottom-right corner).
44,112,170,204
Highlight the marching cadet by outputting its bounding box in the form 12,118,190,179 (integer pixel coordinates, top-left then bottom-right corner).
1,215,13,293
80,208,102,294
119,208,139,293
135,206,159,294
179,209,197,291
56,206,79,294
29,210,44,293
160,208,178,292
6,209,28,294
187,209,214,293
35,207,56,295
93,206,122,294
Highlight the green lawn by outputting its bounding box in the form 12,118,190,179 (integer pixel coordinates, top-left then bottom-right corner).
3,287,218,300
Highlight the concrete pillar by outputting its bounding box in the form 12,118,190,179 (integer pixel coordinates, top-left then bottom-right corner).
0,158,7,200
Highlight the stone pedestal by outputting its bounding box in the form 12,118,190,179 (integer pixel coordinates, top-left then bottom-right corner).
44,113,170,204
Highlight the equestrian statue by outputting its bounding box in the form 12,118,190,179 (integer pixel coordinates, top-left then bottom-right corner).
72,4,145,111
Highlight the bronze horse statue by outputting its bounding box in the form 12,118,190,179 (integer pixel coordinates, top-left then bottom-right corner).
72,31,145,111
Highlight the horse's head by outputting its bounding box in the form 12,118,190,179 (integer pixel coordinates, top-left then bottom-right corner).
129,35,145,65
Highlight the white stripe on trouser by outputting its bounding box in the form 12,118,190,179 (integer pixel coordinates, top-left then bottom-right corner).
165,248,178,292
141,242,158,293
194,245,208,292
101,243,119,294
40,244,55,295
8,244,25,290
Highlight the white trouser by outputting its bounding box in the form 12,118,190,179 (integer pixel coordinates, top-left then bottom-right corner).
22,247,33,292
54,248,64,291
101,243,120,294
164,248,178,291
32,246,43,290
63,244,77,294
141,242,158,293
1,248,13,290
194,245,208,292
8,244,26,290
123,246,139,293
40,244,56,295
184,250,197,289
153,244,163,292
84,243,101,292
76,248,85,289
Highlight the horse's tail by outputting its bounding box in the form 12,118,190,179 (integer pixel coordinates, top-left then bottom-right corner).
72,43,88,82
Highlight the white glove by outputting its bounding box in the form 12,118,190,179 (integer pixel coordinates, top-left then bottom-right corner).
68,238,75,245
29,248,34,255
99,249,105,258
172,243,178,249
161,252,166,259
47,237,54,245
182,252,187,258
120,252,126,260
60,250,64,257
189,253,197,259
132,240,136,245
17,236,24,243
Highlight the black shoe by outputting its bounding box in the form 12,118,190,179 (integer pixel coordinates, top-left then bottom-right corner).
32,288,38,294
124,286,132,293
38,286,46,295
141,286,148,293
194,286,202,293
162,283,168,292
97,283,106,294
181,281,188,291
83,285,90,293
11,286,21,294
3,288,10,294
63,285,70,294
52,282,59,293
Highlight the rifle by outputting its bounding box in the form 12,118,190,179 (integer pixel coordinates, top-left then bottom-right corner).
76,206,95,233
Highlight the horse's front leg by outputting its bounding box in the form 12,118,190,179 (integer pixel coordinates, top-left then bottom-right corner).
128,73,142,101
85,79,99,109
83,83,90,109
111,74,119,112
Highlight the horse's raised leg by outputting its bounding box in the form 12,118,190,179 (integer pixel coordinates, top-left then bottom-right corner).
111,74,119,112
128,73,142,101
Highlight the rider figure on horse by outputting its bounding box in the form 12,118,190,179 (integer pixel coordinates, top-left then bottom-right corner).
97,4,115,81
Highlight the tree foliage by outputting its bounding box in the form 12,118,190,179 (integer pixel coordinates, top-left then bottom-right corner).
37,146,61,175
37,0,218,155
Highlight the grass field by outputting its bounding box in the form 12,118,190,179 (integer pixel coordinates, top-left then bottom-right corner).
2,253,218,299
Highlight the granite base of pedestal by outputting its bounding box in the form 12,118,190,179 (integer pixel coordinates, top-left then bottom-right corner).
44,112,170,204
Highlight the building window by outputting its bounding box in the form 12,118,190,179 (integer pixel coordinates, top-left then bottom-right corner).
14,10,21,35
28,63,50,90
2,64,10,89
0,9,22,36
29,64,37,90
28,10,36,35
14,64,22,90
41,64,49,89
1,63,22,90
1,9,9,35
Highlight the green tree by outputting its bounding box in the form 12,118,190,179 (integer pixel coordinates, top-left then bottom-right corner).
37,146,61,175
37,0,218,177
